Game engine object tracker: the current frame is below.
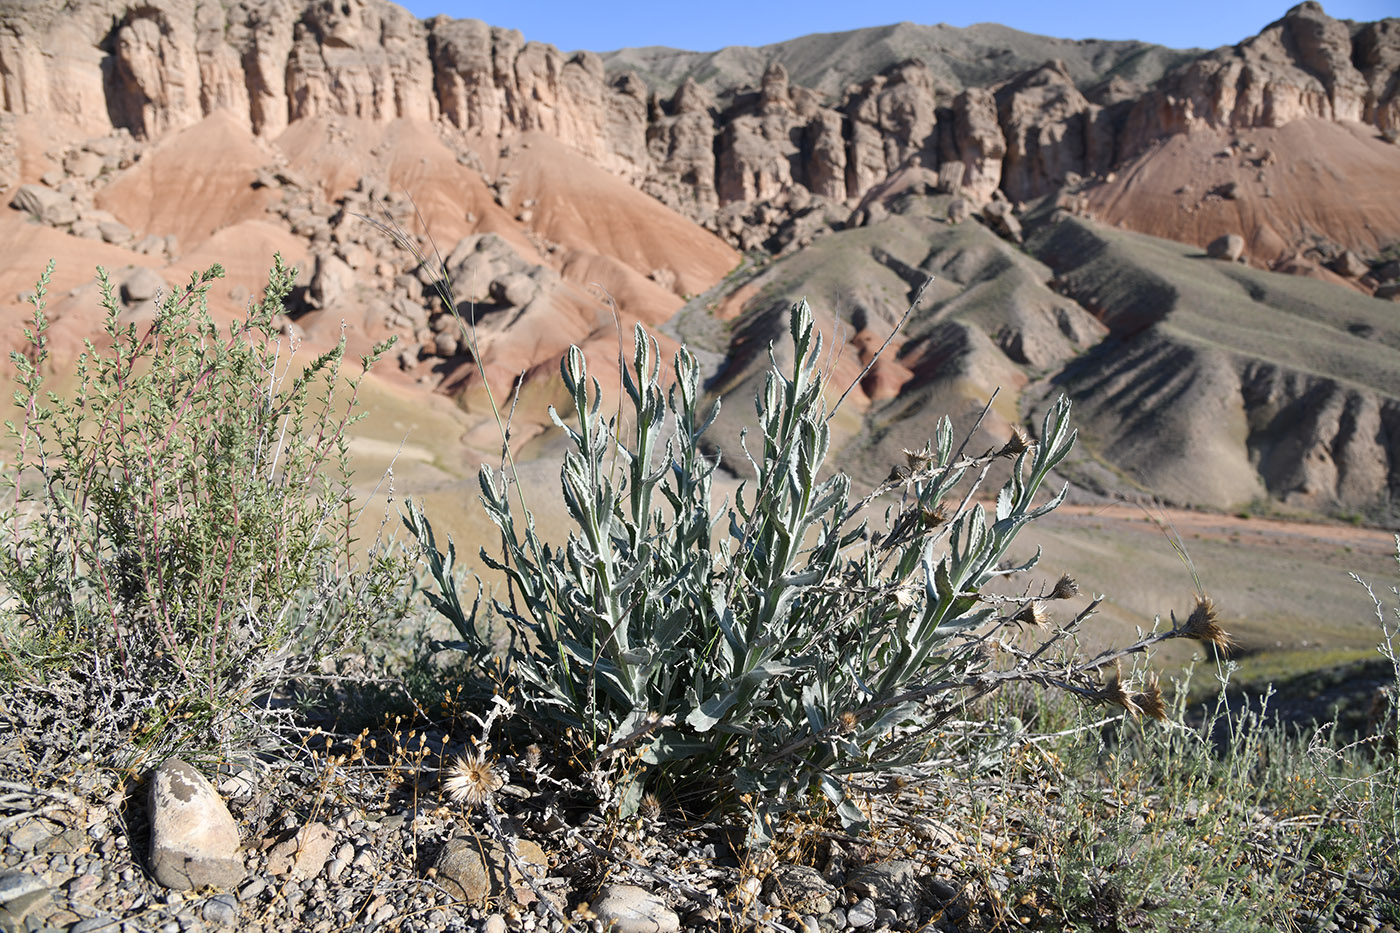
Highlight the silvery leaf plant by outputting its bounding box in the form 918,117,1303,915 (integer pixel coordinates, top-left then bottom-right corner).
414,299,1086,841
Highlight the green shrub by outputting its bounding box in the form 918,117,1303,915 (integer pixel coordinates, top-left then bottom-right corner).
411,299,1211,840
0,258,406,759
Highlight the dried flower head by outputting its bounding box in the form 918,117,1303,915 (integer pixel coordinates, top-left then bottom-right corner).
522,743,543,771
837,710,860,734
893,584,919,608
1013,601,1050,627
1050,573,1079,600
639,793,662,821
902,444,935,470
920,503,948,528
1131,672,1167,721
1181,595,1233,651
443,753,504,808
1091,663,1139,716
997,428,1032,458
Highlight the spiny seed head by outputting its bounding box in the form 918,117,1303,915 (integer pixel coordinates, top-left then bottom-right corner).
443,753,504,808
1014,601,1050,627
921,503,948,528
639,793,662,821
1092,663,1139,716
1132,673,1168,722
1183,595,1233,651
903,444,935,470
1050,574,1079,600
997,428,1032,458
837,710,860,734
522,743,542,771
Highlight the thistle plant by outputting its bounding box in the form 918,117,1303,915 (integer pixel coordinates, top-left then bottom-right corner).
406,297,1225,839
0,257,406,758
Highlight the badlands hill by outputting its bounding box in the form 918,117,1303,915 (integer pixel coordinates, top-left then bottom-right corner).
0,0,1398,520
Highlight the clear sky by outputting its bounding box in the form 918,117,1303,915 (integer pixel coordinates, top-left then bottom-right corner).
396,1,1394,54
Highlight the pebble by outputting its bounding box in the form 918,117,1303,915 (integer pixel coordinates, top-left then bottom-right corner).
71,917,121,933
821,907,847,930
237,878,265,903
202,894,238,926
846,898,877,928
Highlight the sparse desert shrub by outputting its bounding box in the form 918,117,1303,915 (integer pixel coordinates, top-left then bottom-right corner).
0,257,406,759
412,298,1216,840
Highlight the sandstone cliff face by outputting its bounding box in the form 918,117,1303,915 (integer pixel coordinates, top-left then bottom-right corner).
3,0,1395,232
1121,1,1399,151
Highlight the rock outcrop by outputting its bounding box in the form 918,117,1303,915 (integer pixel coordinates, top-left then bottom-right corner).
4,0,1394,248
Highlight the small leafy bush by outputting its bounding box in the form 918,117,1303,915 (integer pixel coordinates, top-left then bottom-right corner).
412,299,1213,838
0,258,405,758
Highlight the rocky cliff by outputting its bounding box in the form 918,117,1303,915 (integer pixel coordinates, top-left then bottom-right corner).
3,1,1396,265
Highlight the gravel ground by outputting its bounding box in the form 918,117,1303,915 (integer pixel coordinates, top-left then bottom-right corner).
1,672,1396,933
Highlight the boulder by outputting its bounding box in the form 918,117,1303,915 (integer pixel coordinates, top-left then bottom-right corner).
1206,234,1246,262
9,185,78,226
981,200,1023,243
1330,250,1369,278
121,268,167,304
309,253,356,310
98,220,133,245
489,273,538,308
147,759,244,891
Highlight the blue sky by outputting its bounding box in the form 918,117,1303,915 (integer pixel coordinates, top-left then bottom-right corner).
397,1,1394,54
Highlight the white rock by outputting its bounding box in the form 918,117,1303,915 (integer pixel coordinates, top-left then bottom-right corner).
265,822,335,880
147,759,245,891
592,884,679,933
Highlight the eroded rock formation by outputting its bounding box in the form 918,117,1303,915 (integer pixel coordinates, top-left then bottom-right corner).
4,0,1394,236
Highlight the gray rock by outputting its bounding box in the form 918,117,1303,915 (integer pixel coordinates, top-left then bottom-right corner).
147,759,245,891
763,865,836,916
981,200,1023,243
309,253,356,310
121,268,166,304
265,823,334,881
433,331,460,357
591,885,679,933
947,198,970,224
236,878,265,903
846,897,876,928
846,859,922,903
70,918,121,933
134,234,166,255
820,907,847,931
1330,250,1369,278
5,820,49,853
9,184,77,226
432,836,546,905
0,871,50,933
64,150,105,181
201,894,238,926
1206,233,1245,262
490,273,538,308
98,221,133,245
482,915,507,933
